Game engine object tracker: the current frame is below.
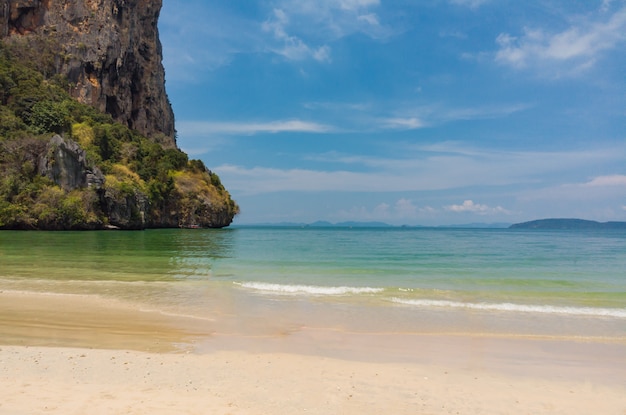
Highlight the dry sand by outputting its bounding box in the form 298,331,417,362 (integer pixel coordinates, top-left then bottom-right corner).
1,291,625,415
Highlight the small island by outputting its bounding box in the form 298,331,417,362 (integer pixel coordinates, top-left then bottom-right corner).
510,218,626,230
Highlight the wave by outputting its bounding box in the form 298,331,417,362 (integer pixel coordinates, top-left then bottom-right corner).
234,281,384,296
390,298,626,318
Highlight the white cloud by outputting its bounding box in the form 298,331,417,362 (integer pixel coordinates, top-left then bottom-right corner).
495,7,626,75
273,0,393,42
178,120,332,136
263,8,332,62
444,200,509,215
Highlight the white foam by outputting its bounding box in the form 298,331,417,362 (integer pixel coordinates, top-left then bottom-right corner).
234,282,384,296
390,298,626,318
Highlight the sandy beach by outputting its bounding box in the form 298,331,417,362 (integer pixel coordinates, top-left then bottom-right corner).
1,291,625,415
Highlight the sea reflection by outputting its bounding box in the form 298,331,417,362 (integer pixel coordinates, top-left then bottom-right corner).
166,228,237,280
0,229,237,282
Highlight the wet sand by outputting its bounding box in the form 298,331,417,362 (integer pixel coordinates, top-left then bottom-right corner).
1,290,625,414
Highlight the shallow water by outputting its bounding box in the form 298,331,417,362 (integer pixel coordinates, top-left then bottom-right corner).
1,227,625,340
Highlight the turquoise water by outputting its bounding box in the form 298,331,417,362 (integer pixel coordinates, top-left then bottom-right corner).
222,227,626,313
1,227,625,336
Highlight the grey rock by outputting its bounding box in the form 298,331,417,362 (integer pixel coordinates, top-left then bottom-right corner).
38,135,105,192
102,183,148,230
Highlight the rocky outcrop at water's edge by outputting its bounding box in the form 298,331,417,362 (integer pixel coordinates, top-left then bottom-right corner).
0,0,239,229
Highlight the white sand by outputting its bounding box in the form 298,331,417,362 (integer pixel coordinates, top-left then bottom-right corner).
1,344,625,415
1,290,625,414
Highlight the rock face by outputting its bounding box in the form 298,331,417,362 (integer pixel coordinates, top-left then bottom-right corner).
38,135,105,192
38,136,148,230
0,0,176,147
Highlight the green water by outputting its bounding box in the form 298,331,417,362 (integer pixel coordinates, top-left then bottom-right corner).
1,227,625,335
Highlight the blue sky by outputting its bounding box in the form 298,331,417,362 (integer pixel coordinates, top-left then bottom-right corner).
159,0,625,225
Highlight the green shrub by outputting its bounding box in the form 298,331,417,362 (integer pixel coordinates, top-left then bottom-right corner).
28,100,70,134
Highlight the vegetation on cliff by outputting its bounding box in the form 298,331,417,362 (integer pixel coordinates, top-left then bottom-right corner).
0,42,239,230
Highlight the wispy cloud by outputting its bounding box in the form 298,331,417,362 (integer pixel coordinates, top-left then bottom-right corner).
262,8,332,62
303,101,373,112
178,120,333,136
381,117,427,130
299,100,530,133
436,103,532,122
519,174,626,204
270,0,394,42
161,0,390,76
260,0,393,63
494,7,626,76
377,103,531,130
213,144,624,195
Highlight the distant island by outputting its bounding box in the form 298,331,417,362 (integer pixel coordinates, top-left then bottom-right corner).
236,221,512,229
510,219,626,230
235,219,626,230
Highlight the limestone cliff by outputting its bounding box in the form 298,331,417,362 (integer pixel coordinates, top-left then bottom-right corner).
0,0,239,230
0,0,176,147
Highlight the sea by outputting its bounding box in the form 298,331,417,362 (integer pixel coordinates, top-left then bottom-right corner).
1,226,625,341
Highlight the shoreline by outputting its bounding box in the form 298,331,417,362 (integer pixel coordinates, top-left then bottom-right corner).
1,290,626,414
2,288,625,351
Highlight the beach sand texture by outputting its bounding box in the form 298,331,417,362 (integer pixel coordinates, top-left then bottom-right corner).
1,290,625,415
1,345,625,415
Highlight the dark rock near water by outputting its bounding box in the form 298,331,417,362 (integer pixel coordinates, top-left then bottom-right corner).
102,182,148,230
